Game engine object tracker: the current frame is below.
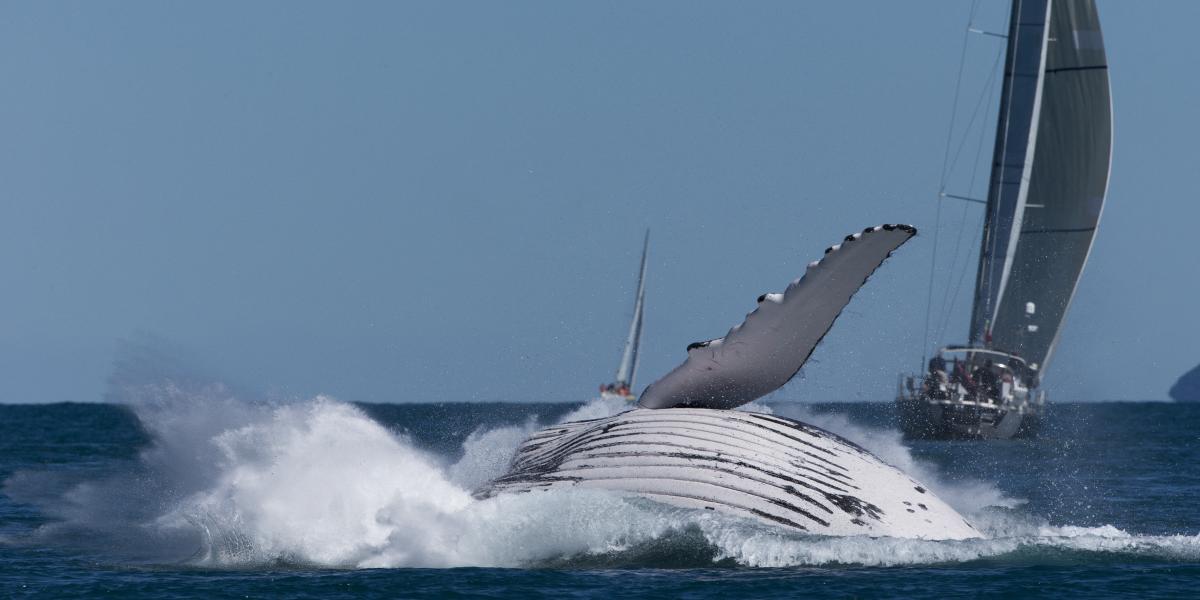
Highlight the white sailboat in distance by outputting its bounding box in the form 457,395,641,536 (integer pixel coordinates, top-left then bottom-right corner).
600,231,649,402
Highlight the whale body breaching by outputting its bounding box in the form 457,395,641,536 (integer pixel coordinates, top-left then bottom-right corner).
478,225,980,540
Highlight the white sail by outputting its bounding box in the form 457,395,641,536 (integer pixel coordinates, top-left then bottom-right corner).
614,231,649,389
639,225,916,410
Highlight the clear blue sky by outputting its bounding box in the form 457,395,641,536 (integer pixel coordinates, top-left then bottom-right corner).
2,1,1196,404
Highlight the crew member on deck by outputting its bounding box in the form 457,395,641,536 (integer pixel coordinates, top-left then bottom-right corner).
974,360,999,402
925,356,949,399
951,359,973,396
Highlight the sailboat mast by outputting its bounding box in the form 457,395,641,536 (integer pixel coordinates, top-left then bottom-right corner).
614,231,649,388
969,0,1052,347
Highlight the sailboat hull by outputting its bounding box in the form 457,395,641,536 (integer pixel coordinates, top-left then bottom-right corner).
600,391,636,403
896,392,1039,440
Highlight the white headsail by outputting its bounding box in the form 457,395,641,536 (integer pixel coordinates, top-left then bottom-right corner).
614,231,650,390
639,225,916,410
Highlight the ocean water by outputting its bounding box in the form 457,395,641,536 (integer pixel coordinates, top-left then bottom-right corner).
1,393,1197,598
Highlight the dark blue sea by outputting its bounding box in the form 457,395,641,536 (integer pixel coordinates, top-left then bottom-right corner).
2,396,1197,598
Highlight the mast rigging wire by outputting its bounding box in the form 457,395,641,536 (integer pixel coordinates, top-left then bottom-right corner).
935,44,1006,344
921,0,982,370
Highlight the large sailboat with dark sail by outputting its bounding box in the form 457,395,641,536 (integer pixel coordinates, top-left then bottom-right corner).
898,0,1112,440
599,231,649,402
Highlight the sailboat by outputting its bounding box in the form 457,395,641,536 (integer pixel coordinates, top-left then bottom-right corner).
897,0,1112,440
599,231,649,402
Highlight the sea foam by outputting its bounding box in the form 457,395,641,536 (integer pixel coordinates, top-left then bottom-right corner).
11,388,1199,568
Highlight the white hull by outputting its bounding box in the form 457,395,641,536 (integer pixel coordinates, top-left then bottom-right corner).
599,391,635,402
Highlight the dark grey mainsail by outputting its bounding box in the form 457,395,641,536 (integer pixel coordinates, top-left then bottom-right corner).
613,231,649,390
985,0,1111,380
969,0,1053,347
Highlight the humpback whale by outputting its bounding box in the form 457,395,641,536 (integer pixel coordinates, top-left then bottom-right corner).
478,225,980,540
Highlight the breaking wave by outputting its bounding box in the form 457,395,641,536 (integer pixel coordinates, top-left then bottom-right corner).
8,388,1198,569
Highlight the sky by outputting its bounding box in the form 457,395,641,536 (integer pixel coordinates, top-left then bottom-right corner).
2,1,1197,404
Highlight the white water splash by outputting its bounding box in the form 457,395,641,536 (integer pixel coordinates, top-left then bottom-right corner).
12,390,1198,568
706,524,1200,567
444,395,632,491
559,394,635,422
152,396,700,567
446,420,539,491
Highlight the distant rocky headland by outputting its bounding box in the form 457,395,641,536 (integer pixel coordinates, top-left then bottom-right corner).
1170,364,1200,402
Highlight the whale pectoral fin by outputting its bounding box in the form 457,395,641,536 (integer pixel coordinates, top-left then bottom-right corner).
637,224,917,410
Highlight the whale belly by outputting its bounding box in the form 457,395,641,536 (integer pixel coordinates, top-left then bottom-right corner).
476,408,979,540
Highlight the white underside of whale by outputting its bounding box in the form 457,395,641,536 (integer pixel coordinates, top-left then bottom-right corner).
477,408,980,540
